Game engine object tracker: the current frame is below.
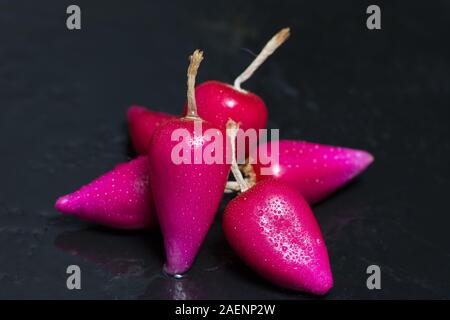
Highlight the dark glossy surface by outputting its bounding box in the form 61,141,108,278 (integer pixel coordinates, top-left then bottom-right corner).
0,0,449,299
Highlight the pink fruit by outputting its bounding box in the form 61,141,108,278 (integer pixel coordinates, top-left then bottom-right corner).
55,156,156,229
187,28,290,131
148,50,230,276
127,105,174,155
193,80,268,132
223,179,333,295
224,121,332,294
252,140,374,204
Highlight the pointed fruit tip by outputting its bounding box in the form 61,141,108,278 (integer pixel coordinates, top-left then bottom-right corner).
311,271,333,295
127,105,146,122
356,150,374,171
55,195,75,215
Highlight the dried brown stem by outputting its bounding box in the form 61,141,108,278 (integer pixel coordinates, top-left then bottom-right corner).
226,119,249,192
186,49,204,119
234,28,290,91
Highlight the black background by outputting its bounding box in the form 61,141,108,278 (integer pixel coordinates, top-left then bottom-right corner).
0,0,449,299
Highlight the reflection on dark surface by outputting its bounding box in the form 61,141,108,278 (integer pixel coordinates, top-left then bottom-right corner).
55,227,164,276
141,275,202,300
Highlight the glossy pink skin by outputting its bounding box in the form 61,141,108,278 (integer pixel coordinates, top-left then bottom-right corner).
148,118,230,275
223,179,333,295
127,105,174,155
192,80,268,131
55,156,156,229
253,140,374,204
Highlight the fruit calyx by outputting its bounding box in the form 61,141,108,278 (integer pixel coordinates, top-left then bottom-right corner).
224,161,256,193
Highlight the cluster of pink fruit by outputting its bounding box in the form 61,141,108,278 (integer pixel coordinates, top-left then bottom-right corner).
55,29,373,295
